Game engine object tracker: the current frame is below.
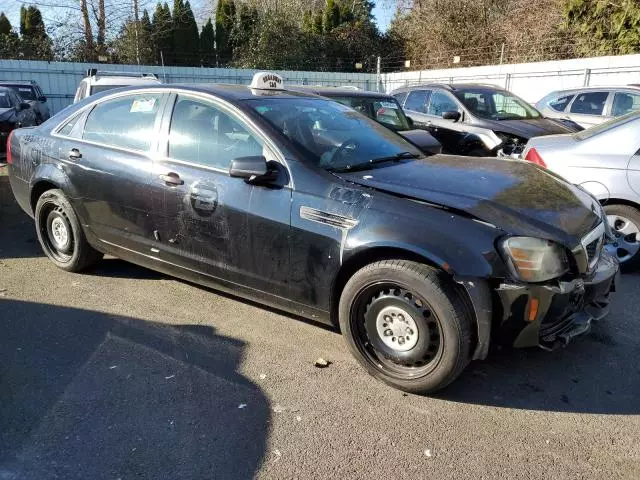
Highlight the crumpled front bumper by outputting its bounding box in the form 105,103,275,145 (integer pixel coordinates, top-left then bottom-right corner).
494,250,620,350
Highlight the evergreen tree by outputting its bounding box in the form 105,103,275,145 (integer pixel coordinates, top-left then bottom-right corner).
172,0,186,64
323,0,341,33
0,12,12,35
200,18,216,67
19,6,52,60
313,10,324,34
232,3,258,56
182,1,200,65
152,2,173,65
216,0,236,66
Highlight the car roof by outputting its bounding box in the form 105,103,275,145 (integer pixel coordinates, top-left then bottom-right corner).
391,83,507,94
0,80,37,86
0,86,14,93
84,83,326,101
544,85,640,96
86,76,162,86
289,85,393,99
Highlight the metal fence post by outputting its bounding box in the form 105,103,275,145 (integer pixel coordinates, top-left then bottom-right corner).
583,68,591,86
376,56,382,92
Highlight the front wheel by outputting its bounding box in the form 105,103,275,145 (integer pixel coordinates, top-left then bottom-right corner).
35,189,103,272
339,260,472,394
604,204,640,272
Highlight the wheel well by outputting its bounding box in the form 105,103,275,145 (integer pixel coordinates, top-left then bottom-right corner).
601,198,640,211
330,247,447,329
30,180,59,214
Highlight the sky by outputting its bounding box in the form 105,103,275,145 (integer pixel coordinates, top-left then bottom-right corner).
0,0,396,33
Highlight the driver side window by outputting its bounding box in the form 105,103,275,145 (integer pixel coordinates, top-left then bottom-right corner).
168,96,265,170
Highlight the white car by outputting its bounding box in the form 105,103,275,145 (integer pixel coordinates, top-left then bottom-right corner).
73,69,161,103
522,112,640,270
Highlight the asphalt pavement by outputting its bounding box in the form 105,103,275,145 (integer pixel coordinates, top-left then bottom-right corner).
1,171,639,479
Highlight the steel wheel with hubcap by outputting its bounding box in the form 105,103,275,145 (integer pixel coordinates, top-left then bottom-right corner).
339,260,472,394
35,189,103,272
604,204,640,271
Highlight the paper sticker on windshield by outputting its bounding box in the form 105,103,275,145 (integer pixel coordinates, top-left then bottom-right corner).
0,92,6,96
18,88,32,92
379,102,398,109
130,98,156,113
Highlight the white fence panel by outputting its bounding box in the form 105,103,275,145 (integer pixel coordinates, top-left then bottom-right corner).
0,60,378,115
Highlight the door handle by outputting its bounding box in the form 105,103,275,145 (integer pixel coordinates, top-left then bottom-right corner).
68,148,82,159
159,172,184,186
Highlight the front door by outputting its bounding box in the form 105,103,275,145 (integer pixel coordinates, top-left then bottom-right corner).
149,93,292,298
59,91,167,253
425,90,464,153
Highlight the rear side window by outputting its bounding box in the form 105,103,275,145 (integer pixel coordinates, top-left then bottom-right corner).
83,93,162,151
168,95,264,170
570,92,608,115
427,91,459,116
612,92,640,117
393,91,408,106
404,90,431,113
549,94,574,112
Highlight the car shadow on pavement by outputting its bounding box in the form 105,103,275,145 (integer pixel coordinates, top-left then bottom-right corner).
0,299,270,480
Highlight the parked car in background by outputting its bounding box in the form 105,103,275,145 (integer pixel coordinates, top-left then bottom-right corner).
0,86,37,160
536,86,640,128
391,83,578,157
523,111,640,270
0,80,49,124
290,86,442,155
6,73,619,394
73,69,161,103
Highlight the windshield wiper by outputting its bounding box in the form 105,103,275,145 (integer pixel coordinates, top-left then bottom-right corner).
327,151,420,173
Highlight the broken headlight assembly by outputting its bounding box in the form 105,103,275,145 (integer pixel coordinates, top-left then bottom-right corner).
500,237,569,283
495,132,526,158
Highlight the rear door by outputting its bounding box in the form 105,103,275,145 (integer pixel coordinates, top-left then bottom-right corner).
148,92,291,297
58,91,167,252
567,91,611,127
611,91,640,118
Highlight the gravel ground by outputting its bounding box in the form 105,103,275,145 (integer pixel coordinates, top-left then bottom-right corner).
1,172,639,480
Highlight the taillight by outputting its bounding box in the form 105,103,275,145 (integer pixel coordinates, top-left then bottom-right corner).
524,147,546,168
6,130,14,165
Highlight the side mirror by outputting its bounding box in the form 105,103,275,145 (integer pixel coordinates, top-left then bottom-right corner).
442,110,461,121
38,95,47,102
229,155,271,182
18,102,30,110
406,116,414,128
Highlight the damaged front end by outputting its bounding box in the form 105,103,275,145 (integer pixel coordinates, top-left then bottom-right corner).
494,246,619,351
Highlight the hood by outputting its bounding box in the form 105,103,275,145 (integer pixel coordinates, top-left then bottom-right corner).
338,155,602,246
481,117,575,139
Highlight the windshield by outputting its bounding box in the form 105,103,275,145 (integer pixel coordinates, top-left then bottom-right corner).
454,88,541,120
90,85,128,95
330,96,410,131
7,85,36,101
246,97,421,172
575,110,640,140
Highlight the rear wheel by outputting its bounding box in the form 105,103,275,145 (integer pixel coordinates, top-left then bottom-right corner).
35,189,102,272
604,204,640,272
339,260,472,394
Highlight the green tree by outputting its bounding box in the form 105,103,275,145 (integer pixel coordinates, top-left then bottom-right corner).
152,2,173,65
232,3,259,56
0,12,12,35
19,6,53,60
323,0,341,33
113,9,155,65
200,18,216,67
566,0,640,56
216,0,236,66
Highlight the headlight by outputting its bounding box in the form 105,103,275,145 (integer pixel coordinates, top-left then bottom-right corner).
500,237,569,282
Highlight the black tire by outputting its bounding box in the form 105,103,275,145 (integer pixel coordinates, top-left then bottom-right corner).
34,189,102,272
339,260,473,394
603,204,640,272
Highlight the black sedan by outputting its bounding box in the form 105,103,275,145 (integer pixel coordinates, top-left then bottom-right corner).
6,73,619,393
0,86,37,160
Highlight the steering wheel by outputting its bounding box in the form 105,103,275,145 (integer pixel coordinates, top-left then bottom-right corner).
328,137,360,166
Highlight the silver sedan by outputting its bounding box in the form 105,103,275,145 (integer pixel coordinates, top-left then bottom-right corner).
522,111,640,270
